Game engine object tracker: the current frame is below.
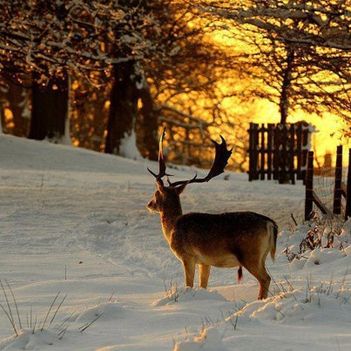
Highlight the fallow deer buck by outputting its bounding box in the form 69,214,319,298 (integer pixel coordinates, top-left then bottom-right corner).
147,130,278,299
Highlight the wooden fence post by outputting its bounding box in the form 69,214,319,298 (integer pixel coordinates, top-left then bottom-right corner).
248,123,255,181
301,125,309,184
289,124,295,184
278,124,289,184
273,126,279,180
253,124,259,180
333,145,343,215
267,124,273,180
346,148,351,220
260,124,265,180
296,123,303,180
249,123,260,181
305,151,314,220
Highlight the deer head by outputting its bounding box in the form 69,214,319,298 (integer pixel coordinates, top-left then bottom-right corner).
147,129,232,214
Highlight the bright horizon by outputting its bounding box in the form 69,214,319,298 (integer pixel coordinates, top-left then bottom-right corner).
253,100,349,166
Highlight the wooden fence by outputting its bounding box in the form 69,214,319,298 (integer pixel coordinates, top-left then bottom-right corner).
159,104,211,166
248,122,313,184
305,145,351,220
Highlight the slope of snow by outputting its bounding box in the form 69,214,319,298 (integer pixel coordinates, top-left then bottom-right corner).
0,134,350,350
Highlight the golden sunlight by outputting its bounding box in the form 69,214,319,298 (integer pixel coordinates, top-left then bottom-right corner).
211,26,350,167
253,100,348,165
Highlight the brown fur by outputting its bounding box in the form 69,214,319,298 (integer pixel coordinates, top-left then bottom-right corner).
147,184,277,300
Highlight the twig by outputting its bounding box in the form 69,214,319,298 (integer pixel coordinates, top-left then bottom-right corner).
30,305,33,329
41,292,61,331
0,280,17,335
326,274,334,296
58,325,69,340
0,303,18,336
57,311,75,329
5,280,22,329
32,315,38,334
79,313,103,333
291,213,298,226
229,315,239,330
49,294,67,327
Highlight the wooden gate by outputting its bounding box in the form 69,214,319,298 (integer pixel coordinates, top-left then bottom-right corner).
248,122,314,184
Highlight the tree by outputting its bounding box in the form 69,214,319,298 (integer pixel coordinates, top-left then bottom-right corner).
0,1,142,142
103,0,158,158
29,72,69,142
104,0,242,161
105,61,140,155
0,77,30,136
70,77,110,152
0,0,252,167
136,1,244,164
202,0,351,126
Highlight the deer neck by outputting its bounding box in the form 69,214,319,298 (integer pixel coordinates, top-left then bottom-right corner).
160,204,182,243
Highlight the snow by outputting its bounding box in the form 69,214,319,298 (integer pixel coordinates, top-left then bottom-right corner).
0,134,351,350
119,130,143,160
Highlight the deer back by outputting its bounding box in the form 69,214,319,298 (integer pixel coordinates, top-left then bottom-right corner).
169,211,277,266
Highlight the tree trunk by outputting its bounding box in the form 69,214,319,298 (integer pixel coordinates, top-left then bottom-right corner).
7,79,29,137
278,47,295,183
29,72,69,141
104,0,158,158
279,47,295,125
137,83,158,160
105,61,139,155
0,103,3,134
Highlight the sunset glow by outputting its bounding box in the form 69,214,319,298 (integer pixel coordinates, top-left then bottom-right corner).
253,100,348,165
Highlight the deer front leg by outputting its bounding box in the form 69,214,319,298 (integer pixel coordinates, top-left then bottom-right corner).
199,264,211,288
182,259,195,288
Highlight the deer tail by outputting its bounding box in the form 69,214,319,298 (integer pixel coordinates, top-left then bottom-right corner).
267,220,278,262
237,266,243,282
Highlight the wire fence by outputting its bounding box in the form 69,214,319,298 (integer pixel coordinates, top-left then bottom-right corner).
313,167,348,213
305,146,351,221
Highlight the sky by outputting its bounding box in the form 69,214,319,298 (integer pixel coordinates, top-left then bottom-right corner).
253,99,349,166
211,25,350,167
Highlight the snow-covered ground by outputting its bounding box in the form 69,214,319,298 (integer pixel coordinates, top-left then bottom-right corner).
0,134,350,350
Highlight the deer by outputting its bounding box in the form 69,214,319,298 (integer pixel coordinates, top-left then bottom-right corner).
147,130,278,299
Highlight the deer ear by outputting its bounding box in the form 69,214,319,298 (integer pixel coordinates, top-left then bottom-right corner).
175,183,187,195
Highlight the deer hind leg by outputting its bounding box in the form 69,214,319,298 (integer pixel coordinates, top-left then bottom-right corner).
257,264,271,300
199,264,211,288
182,258,195,288
243,258,271,300
258,245,273,299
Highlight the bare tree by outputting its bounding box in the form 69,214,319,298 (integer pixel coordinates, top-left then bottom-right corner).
0,0,253,166
201,0,351,127
0,1,146,142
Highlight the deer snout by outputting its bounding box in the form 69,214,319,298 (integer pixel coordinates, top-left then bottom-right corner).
147,199,157,212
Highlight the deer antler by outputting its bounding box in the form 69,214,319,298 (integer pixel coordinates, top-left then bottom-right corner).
148,130,232,187
147,128,171,183
168,136,232,188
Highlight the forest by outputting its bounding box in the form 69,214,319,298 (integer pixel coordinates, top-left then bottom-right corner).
1,0,350,168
